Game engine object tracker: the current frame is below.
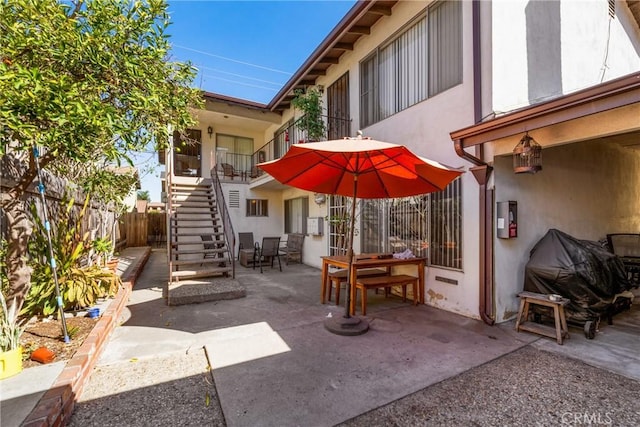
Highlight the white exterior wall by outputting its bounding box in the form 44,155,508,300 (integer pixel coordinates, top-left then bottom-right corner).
221,182,285,250
492,0,640,112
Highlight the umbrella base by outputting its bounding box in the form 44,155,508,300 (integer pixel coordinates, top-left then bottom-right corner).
324,315,369,336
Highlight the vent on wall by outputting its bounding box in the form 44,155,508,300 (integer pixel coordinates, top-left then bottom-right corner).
228,190,240,208
608,0,615,18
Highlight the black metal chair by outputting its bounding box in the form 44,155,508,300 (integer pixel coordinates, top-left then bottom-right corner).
254,236,282,273
238,232,255,256
220,163,240,180
281,233,304,265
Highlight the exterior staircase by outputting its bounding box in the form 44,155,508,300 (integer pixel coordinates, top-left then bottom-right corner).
165,175,244,305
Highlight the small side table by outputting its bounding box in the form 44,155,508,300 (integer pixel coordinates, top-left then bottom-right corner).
239,249,255,267
515,291,570,345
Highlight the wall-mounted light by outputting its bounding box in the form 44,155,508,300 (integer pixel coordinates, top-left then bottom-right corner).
314,193,326,205
207,126,213,138
513,132,542,174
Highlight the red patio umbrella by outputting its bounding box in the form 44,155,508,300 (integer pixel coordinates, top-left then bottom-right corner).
258,135,463,335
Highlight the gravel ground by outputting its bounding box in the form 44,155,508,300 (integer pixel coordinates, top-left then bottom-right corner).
341,345,640,427
68,347,224,427
70,344,640,427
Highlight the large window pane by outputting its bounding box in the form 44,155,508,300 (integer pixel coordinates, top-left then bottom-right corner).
428,0,462,96
285,197,308,234
216,134,254,172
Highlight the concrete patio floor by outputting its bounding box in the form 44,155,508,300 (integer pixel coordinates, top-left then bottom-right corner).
59,249,640,426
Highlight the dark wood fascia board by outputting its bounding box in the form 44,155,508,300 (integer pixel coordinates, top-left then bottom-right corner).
318,57,340,64
450,72,640,148
334,42,355,50
298,78,318,87
348,25,371,35
369,5,393,16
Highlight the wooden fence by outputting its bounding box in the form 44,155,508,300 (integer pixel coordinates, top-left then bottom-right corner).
120,211,166,248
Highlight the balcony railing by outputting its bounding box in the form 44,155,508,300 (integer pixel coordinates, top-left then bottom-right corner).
216,114,351,183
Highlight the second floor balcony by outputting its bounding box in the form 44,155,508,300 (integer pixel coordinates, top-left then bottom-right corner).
215,114,351,183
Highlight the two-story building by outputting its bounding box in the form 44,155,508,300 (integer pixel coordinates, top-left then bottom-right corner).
163,0,640,322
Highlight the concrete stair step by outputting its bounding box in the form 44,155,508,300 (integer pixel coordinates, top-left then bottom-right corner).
166,277,246,306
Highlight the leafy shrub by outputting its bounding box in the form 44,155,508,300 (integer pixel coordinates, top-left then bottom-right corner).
24,195,121,317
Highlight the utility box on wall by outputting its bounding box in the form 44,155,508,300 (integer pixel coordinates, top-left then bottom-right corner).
307,217,324,236
497,201,517,239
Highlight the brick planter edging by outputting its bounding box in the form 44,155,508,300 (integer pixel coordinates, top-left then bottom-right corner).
21,247,152,427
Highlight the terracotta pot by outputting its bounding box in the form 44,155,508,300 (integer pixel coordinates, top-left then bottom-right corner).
0,346,23,379
106,258,119,273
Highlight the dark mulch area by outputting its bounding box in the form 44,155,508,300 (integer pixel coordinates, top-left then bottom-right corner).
20,316,97,368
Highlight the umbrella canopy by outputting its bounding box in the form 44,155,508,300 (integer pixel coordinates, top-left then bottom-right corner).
258,138,461,198
258,135,463,335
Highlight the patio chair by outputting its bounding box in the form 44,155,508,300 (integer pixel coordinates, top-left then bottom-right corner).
220,163,240,180
254,236,282,273
281,233,304,265
238,232,257,267
238,232,256,256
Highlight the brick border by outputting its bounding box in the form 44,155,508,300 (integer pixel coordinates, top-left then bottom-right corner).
21,247,152,427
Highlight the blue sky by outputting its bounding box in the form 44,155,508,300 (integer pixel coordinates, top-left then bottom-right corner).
136,0,356,201
167,0,357,104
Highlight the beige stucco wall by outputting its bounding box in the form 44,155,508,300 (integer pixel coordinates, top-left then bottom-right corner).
302,0,482,318
493,140,640,322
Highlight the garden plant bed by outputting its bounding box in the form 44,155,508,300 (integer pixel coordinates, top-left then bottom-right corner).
20,316,97,369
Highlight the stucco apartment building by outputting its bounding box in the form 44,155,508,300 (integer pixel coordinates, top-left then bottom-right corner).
164,0,640,323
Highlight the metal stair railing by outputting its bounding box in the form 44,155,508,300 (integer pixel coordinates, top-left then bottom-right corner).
210,167,235,279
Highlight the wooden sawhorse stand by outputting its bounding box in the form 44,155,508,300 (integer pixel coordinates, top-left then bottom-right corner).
515,291,570,345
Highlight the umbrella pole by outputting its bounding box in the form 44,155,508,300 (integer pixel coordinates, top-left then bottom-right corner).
324,175,369,336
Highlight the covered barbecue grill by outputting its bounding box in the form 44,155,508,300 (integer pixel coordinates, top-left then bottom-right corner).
524,229,633,337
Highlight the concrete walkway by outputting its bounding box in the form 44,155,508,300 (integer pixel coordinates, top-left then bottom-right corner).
53,249,640,426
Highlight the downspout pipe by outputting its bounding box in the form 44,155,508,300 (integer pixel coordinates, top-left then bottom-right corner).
452,0,495,326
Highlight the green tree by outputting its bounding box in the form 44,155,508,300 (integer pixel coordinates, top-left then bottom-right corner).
291,87,326,142
0,0,202,315
137,190,151,201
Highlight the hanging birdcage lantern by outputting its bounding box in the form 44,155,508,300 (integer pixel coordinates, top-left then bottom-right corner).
513,132,542,174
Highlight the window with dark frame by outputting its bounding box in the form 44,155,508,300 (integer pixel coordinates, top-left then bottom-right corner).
246,199,268,217
359,0,462,128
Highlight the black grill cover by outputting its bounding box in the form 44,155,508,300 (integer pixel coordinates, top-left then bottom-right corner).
524,229,631,322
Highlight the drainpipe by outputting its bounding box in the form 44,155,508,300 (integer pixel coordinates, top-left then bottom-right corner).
452,0,495,325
